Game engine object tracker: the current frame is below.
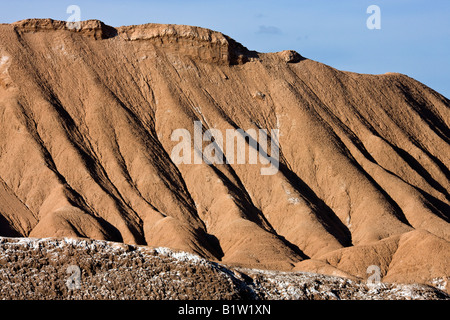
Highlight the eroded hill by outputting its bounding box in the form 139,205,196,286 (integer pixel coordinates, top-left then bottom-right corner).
0,19,449,292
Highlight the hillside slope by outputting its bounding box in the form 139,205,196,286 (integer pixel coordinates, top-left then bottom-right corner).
0,19,448,289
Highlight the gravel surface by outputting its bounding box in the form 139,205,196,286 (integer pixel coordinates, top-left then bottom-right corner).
0,237,448,300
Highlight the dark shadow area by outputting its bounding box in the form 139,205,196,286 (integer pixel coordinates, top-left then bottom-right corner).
418,189,450,223
96,216,124,243
359,165,413,226
203,231,225,260
390,143,450,201
419,147,450,191
277,162,353,248
210,165,270,226
397,83,450,144
0,213,21,237
276,234,310,260
100,22,118,39
225,35,260,65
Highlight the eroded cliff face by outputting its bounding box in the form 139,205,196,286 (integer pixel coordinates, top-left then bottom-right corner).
11,18,253,64
0,19,448,289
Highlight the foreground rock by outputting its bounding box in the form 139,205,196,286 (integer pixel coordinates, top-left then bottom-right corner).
0,237,447,300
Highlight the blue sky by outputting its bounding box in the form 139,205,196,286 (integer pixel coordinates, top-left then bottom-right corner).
1,0,449,98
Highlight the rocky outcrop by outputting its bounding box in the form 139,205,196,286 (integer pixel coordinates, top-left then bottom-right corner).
0,237,447,300
10,19,253,64
117,23,253,64
12,18,117,40
278,49,303,63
